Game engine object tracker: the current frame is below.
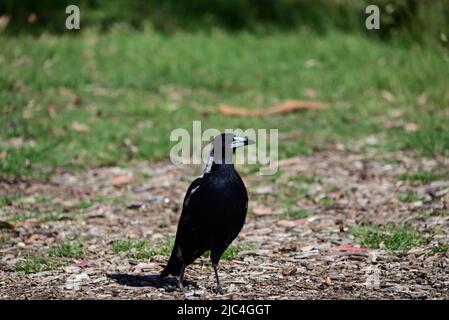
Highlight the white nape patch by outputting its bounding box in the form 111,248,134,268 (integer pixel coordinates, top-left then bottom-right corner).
200,150,214,177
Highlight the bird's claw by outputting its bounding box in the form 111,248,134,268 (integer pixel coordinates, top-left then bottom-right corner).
214,285,224,295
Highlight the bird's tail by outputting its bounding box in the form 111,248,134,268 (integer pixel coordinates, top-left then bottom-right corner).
160,249,183,277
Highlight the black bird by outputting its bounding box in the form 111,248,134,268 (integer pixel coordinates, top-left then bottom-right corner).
160,133,254,293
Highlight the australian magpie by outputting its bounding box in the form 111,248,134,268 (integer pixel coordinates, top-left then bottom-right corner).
160,133,254,293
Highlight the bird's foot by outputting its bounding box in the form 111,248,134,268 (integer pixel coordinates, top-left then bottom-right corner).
213,285,224,295
178,280,185,292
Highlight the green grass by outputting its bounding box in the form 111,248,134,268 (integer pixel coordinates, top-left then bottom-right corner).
433,210,449,216
419,210,449,217
319,196,336,207
396,170,449,183
47,242,84,258
202,244,257,260
112,238,175,259
290,174,316,184
285,209,312,219
0,235,11,244
349,224,431,252
399,193,421,203
158,222,169,229
0,29,448,178
8,210,67,224
278,175,316,217
153,237,176,257
34,195,50,203
430,243,449,254
222,244,256,260
112,237,254,260
112,239,147,254
279,193,306,217
96,195,128,206
7,212,37,223
0,194,20,207
280,173,312,200
77,199,93,210
15,257,68,273
41,211,65,222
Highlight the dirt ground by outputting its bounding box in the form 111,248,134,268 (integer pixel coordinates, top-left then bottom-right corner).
1,148,448,299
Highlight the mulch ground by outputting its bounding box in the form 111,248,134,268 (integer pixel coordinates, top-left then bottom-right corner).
1,148,448,299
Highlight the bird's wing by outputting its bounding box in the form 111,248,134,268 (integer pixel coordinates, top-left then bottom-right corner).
166,176,208,265
182,177,204,208
161,177,203,277
161,177,204,277
176,176,206,234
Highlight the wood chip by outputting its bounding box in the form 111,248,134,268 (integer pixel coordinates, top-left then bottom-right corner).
218,99,330,117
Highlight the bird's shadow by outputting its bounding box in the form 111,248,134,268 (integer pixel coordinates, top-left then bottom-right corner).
107,273,197,292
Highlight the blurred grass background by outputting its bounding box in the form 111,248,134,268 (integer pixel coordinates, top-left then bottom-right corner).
1,0,449,178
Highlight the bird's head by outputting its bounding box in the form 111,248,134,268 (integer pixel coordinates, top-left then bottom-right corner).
210,133,255,165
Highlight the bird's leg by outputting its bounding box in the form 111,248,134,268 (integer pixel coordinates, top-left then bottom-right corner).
213,263,224,294
178,264,186,291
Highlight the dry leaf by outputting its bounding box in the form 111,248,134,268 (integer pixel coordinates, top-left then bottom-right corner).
72,187,89,197
108,175,134,186
77,260,90,268
71,122,89,133
304,88,317,98
9,137,23,147
17,242,26,248
124,138,139,154
218,99,330,117
417,94,427,106
364,135,379,145
59,87,79,105
300,245,314,252
324,276,332,285
254,185,273,195
282,267,297,276
404,123,418,132
277,157,307,171
0,15,11,33
27,13,37,24
388,109,402,118
21,221,34,230
131,262,159,273
304,59,319,68
25,234,40,244
381,90,395,103
15,80,28,93
276,220,297,228
252,205,277,216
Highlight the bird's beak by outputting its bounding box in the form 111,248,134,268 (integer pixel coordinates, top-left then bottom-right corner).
245,137,255,145
231,136,255,148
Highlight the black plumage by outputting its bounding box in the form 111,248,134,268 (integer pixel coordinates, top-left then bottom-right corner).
160,133,253,293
